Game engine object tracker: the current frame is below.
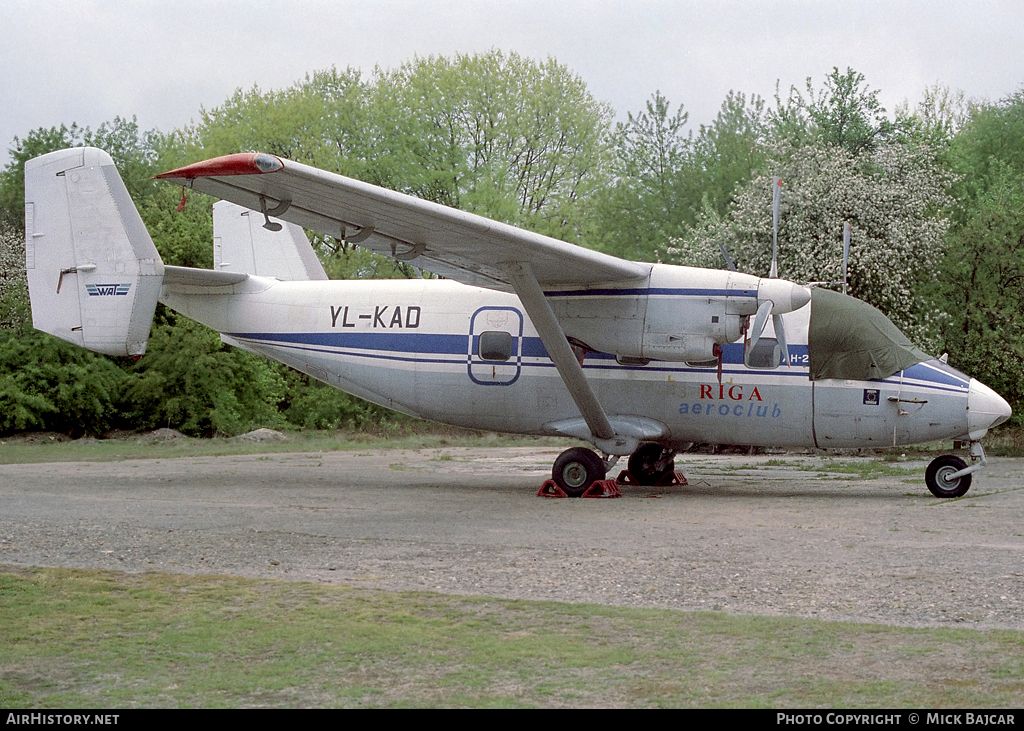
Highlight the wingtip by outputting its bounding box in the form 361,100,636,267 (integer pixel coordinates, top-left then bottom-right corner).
154,152,283,180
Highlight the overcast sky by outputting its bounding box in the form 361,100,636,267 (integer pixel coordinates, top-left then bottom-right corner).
2,0,1023,166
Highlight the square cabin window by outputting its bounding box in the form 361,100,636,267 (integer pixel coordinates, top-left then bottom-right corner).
478,330,514,361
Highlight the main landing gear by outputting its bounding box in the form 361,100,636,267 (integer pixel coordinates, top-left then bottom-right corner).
625,443,676,486
550,447,608,497
545,443,685,497
547,442,990,500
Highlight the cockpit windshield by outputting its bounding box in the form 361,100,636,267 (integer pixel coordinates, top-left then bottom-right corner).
808,288,930,381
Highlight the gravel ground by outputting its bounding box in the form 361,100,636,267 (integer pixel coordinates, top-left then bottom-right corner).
1,447,1022,629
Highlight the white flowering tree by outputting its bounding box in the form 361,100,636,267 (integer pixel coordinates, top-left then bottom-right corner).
669,139,953,349
0,225,29,332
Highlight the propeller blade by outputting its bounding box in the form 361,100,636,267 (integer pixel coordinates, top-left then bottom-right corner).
770,177,782,278
842,222,851,295
749,300,773,351
717,241,738,272
774,313,791,367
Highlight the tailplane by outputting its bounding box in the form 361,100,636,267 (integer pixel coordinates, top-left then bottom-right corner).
213,200,327,280
25,147,163,356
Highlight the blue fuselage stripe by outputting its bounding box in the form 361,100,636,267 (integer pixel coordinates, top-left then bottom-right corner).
542,288,758,298
227,332,968,394
228,331,795,363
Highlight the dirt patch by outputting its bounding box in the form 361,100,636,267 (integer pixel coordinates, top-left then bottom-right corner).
136,428,189,443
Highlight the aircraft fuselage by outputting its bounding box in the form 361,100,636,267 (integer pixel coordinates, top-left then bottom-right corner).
161,275,979,450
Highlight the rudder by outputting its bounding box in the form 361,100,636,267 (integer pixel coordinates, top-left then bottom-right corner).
25,147,163,356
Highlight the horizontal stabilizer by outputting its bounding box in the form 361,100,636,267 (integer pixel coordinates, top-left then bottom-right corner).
162,265,248,288
213,200,327,280
25,147,164,356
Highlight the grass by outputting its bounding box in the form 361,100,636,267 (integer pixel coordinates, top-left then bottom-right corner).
2,423,1021,466
980,425,1024,456
1,566,1023,709
803,460,923,480
0,428,570,466
695,457,922,481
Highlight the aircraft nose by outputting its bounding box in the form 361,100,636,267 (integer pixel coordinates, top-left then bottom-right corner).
967,379,1012,439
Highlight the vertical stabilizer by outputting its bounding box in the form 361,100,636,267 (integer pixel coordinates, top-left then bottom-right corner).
25,147,164,356
213,200,327,280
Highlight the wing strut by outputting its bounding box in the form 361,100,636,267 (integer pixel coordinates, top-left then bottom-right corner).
504,262,616,443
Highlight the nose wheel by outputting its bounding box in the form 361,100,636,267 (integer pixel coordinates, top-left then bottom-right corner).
925,454,972,498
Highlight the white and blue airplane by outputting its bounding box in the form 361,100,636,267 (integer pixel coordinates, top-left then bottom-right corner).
24,147,1011,497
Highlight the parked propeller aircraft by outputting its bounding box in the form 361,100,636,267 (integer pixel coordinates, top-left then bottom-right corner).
24,147,1012,497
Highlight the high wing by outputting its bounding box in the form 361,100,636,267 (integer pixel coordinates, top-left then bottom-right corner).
157,151,654,452
156,153,648,292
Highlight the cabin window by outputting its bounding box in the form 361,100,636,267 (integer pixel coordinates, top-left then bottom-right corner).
685,359,719,369
745,338,781,369
478,330,513,361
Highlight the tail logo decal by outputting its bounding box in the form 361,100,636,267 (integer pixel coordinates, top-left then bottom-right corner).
85,283,132,297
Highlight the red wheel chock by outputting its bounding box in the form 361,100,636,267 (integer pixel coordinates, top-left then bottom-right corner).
537,479,622,498
616,470,689,487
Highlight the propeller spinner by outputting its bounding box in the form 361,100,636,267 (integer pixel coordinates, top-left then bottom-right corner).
749,279,811,366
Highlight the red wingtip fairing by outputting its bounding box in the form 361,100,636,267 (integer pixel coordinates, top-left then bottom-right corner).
154,152,283,180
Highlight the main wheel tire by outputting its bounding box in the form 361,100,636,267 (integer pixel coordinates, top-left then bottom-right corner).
925,454,972,498
552,447,606,497
627,443,675,486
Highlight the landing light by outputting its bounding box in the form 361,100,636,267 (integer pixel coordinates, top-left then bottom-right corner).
254,154,283,173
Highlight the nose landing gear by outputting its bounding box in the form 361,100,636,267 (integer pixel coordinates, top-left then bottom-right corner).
925,455,971,498
925,442,987,498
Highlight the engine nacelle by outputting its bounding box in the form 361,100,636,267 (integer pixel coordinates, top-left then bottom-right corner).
549,264,808,363
640,266,743,360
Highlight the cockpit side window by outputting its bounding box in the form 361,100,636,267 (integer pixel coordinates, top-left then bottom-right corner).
745,338,781,369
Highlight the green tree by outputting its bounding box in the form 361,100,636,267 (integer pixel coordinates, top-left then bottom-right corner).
370,51,613,240
691,91,769,218
939,165,1024,418
590,92,694,260
936,91,1024,421
770,68,898,154
139,188,214,269
120,318,286,436
195,67,372,177
0,329,127,436
896,83,970,149
948,90,1024,207
592,90,769,263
